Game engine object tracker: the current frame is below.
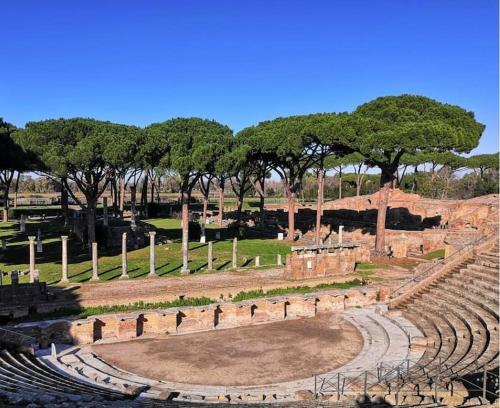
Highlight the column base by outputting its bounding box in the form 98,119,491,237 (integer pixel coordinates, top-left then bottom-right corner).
148,272,157,277
59,279,69,284
89,276,100,282
119,274,129,279
180,268,191,275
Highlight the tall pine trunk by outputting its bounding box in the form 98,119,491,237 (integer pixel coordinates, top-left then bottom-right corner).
61,179,69,227
13,172,20,209
141,175,148,217
86,198,97,250
218,182,224,228
119,175,125,217
287,191,296,241
374,173,393,255
130,185,137,219
315,170,325,245
201,195,208,225
181,190,190,273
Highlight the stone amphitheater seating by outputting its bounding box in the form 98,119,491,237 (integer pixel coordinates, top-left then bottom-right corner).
383,245,499,405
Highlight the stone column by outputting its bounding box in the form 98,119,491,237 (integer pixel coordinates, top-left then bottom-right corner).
28,236,36,283
338,225,344,244
277,254,282,266
255,256,260,267
232,237,238,269
103,197,109,227
120,232,129,279
90,242,99,281
20,215,26,233
1,239,6,251
148,231,156,277
207,241,213,270
60,236,69,283
36,239,43,253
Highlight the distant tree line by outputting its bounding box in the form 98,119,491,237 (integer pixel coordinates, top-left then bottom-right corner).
1,94,493,259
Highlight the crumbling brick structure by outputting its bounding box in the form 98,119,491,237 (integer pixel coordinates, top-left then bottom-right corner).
283,243,370,280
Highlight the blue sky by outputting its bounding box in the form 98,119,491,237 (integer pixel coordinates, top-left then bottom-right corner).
1,0,498,154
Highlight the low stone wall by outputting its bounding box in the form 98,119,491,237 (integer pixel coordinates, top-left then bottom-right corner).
14,288,380,347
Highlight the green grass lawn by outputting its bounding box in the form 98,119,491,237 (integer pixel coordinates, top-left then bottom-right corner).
422,248,445,260
0,217,292,285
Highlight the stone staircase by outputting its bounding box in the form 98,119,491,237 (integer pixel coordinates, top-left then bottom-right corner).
384,245,500,405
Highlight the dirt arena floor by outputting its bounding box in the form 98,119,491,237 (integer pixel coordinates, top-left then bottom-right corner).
91,314,363,386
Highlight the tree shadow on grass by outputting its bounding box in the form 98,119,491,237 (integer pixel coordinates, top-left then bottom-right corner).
216,261,231,271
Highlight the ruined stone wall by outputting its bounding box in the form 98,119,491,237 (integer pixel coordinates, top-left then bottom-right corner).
13,288,382,346
283,247,370,280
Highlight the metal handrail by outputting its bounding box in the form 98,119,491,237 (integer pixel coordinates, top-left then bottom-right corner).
389,230,497,300
315,357,499,399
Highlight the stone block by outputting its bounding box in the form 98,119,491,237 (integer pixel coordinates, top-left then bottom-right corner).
177,306,215,333
142,311,177,335
216,303,252,329
378,287,391,303
251,298,286,323
94,315,119,340
316,293,345,313
118,315,138,339
69,319,95,345
285,295,316,318
344,290,366,308
410,336,428,350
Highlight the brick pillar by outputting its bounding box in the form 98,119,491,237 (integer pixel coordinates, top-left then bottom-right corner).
232,237,238,269
28,236,36,283
148,231,156,277
60,236,69,283
120,232,129,279
208,241,213,270
90,242,99,281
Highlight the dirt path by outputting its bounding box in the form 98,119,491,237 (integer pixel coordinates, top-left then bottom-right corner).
57,268,363,307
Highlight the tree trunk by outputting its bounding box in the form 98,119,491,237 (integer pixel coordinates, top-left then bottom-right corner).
236,190,244,222
315,170,325,244
338,168,343,200
150,176,155,204
86,199,97,250
356,176,361,196
181,190,190,273
112,179,119,217
13,172,20,209
374,176,393,255
119,175,125,217
201,194,208,225
287,191,296,241
141,175,148,217
2,188,8,223
218,182,224,228
130,185,137,218
61,180,69,227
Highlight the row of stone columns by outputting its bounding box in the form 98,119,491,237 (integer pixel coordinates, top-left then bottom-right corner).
25,233,285,285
